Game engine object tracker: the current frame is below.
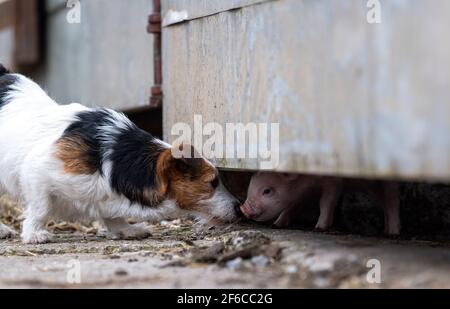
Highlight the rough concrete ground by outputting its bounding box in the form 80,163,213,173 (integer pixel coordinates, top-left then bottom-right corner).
1,218,449,288
2,189,450,289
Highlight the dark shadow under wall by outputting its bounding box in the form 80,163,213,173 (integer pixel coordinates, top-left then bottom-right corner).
130,113,450,240
125,106,163,139
335,182,450,239
221,171,450,240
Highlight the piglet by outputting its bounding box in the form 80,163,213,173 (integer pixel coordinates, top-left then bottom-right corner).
241,172,401,235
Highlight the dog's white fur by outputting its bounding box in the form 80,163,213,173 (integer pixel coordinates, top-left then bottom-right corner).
0,74,238,243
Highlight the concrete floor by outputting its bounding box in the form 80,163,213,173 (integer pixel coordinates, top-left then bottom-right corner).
1,219,449,289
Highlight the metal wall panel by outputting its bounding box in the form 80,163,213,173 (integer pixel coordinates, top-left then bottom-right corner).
162,0,272,26
31,0,154,110
163,0,450,181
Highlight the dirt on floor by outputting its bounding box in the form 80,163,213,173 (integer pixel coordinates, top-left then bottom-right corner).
1,196,450,288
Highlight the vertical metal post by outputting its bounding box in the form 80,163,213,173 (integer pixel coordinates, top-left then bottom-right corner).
147,0,162,108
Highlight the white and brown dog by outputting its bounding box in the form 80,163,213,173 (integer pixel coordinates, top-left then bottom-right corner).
0,65,240,243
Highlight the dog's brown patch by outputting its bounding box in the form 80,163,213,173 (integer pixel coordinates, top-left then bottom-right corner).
141,188,165,207
155,148,173,196
155,146,218,211
55,136,97,175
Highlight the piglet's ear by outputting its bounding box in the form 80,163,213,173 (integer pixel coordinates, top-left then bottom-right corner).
281,173,300,182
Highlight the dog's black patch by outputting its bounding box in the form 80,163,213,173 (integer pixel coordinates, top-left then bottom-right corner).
62,109,112,174
0,64,9,76
109,125,166,206
62,108,166,207
0,65,17,110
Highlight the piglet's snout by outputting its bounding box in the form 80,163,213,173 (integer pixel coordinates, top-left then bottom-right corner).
240,200,262,219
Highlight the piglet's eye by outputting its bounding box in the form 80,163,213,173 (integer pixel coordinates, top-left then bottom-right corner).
211,177,219,189
263,188,273,196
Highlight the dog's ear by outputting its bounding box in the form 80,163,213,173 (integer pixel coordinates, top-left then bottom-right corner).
172,143,203,174
155,149,173,196
155,144,203,195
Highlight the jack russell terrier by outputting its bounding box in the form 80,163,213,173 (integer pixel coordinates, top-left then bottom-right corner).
0,65,240,243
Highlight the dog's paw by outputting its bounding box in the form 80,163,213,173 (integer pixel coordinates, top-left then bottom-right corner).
21,230,53,244
109,223,152,240
0,224,17,239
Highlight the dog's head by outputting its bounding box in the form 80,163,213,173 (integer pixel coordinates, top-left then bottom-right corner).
156,144,241,222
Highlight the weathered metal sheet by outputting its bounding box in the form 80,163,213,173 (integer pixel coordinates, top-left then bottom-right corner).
31,0,154,111
162,0,273,26
163,0,450,181
0,28,13,68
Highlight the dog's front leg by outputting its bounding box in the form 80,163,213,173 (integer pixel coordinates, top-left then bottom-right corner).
0,188,17,239
21,199,53,244
0,223,17,239
103,218,151,240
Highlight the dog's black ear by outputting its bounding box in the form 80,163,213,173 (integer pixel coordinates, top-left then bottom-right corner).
174,157,202,174
0,64,10,76
172,143,203,174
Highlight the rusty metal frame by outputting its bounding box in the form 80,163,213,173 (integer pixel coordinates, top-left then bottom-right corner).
0,0,16,30
0,0,41,70
147,0,162,108
14,0,40,67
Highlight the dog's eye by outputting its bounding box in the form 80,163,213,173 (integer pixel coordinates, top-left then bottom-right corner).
210,177,219,189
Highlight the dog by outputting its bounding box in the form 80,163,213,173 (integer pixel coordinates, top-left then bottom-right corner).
0,65,240,243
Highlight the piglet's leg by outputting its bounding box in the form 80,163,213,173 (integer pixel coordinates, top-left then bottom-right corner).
273,205,301,228
382,182,401,236
315,179,343,231
272,183,313,228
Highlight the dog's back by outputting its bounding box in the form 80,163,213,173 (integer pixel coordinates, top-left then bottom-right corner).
0,65,87,198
